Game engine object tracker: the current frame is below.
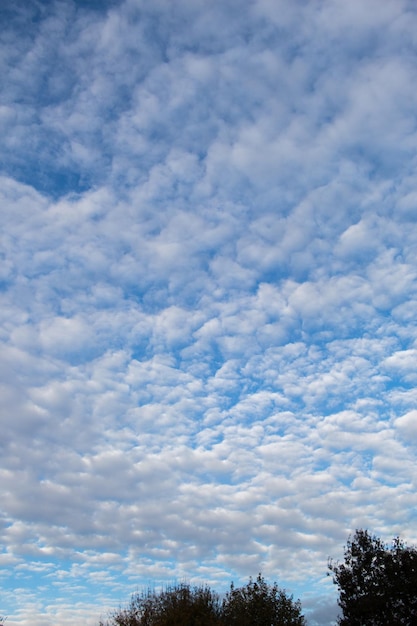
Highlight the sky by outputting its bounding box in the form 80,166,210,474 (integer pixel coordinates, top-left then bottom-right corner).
1,0,417,624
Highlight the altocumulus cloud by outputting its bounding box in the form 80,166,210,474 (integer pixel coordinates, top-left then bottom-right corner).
1,0,417,624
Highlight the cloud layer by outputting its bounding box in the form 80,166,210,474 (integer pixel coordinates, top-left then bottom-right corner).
1,1,417,624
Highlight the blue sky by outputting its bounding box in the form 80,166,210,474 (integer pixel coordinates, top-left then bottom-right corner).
1,0,417,624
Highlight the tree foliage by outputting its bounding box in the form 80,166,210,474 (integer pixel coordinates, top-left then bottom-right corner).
328,529,417,625
100,576,306,626
100,583,222,626
221,574,306,626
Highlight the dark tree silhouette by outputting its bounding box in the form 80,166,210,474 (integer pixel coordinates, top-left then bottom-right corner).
329,529,417,625
221,574,306,626
100,582,222,626
100,575,305,626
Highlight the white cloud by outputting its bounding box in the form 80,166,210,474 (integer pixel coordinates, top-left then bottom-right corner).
2,0,417,625
394,410,417,442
